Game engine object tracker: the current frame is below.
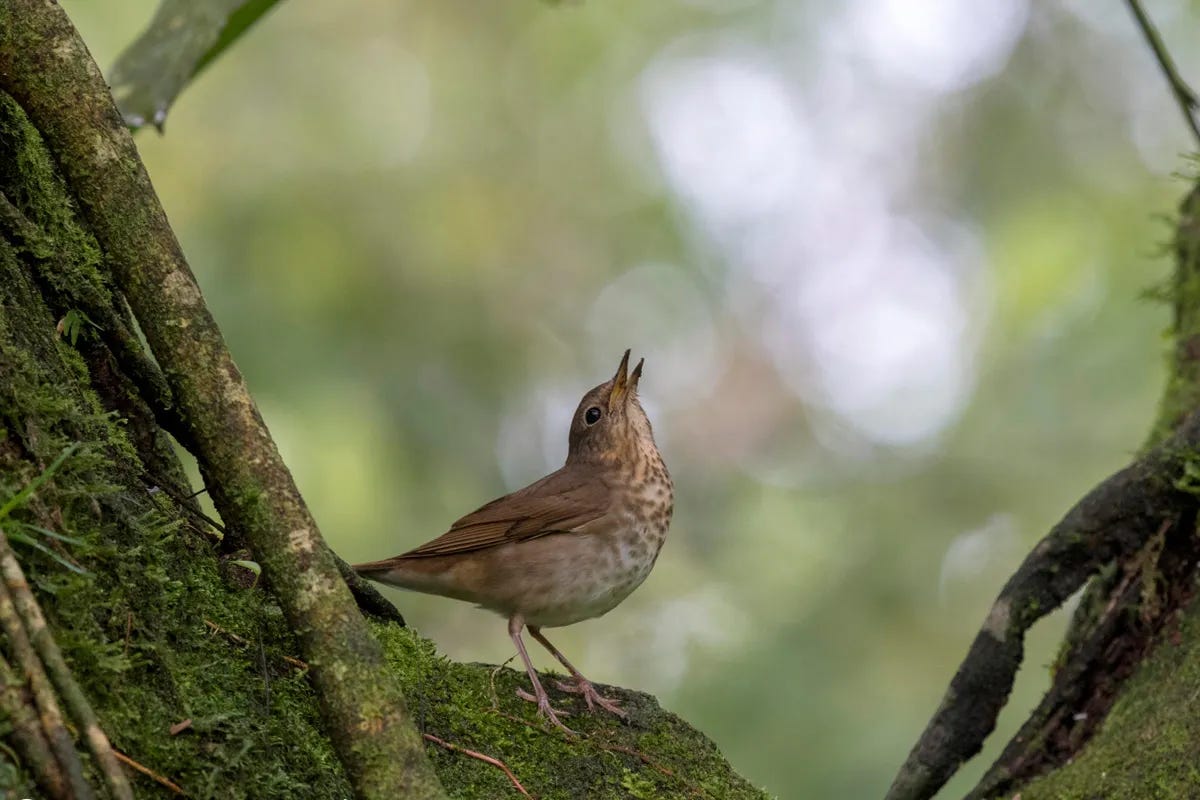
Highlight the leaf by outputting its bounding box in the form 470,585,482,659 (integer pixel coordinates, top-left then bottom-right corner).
229,559,261,587
108,0,284,132
9,522,87,547
56,309,99,346
4,529,91,576
229,559,261,576
0,444,79,522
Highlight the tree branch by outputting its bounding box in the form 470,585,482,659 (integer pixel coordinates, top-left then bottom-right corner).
0,2,443,797
0,557,93,800
1124,0,1200,148
0,533,133,800
0,650,70,800
885,412,1200,800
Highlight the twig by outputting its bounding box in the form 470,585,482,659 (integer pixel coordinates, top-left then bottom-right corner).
1125,0,1200,147
113,749,186,795
422,733,531,797
0,535,133,800
203,619,309,670
0,566,93,799
487,656,518,709
138,473,225,535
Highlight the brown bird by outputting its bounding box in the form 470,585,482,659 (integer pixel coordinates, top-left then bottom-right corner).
354,350,673,732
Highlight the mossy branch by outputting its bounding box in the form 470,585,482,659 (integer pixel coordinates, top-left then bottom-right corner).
0,1,443,797
884,434,1198,800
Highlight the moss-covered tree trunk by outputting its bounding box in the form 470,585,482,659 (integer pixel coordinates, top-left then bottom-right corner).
0,2,764,798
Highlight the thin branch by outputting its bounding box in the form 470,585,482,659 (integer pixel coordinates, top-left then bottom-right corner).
0,652,70,800
1125,0,1200,147
203,618,309,671
138,473,225,536
422,733,531,797
0,566,93,799
0,534,133,800
112,749,186,796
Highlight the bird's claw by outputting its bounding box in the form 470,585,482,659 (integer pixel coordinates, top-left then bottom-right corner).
553,678,627,718
515,687,576,734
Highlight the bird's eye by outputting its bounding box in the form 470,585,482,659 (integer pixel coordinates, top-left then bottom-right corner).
584,406,602,425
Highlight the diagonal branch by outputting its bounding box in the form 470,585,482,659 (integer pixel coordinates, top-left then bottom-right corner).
964,510,1200,800
884,410,1200,800
0,651,71,800
0,553,93,800
1125,0,1200,147
0,2,443,797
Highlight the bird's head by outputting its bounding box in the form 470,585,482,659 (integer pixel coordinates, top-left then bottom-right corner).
567,349,657,466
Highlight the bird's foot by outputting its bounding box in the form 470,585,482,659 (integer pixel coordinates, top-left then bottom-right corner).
515,687,576,734
553,677,627,718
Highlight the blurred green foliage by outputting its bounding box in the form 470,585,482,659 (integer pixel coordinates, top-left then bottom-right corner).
62,0,1200,796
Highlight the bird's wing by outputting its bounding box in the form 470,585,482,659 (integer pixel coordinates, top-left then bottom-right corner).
397,466,611,558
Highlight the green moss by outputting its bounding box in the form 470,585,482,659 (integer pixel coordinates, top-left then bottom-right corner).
371,623,771,800
0,262,353,797
1145,190,1200,449
0,92,114,323
1017,602,1200,800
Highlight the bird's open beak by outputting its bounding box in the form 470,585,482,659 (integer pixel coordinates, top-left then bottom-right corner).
608,350,644,411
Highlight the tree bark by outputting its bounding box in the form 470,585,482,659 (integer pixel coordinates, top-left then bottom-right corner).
0,2,762,798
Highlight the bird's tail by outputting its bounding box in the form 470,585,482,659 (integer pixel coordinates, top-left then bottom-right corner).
352,556,478,604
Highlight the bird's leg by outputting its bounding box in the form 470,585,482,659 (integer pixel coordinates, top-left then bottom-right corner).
508,615,575,734
528,626,627,719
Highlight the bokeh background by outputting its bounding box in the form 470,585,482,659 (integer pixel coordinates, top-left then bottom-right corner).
61,1,1200,796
